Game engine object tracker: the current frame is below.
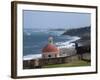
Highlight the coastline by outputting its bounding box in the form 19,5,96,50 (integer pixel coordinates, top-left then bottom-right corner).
23,36,80,60
23,35,90,61
62,26,90,47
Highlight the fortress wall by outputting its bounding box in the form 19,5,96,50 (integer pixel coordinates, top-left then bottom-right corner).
23,54,79,69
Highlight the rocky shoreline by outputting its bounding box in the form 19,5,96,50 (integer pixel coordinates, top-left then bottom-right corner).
62,26,90,47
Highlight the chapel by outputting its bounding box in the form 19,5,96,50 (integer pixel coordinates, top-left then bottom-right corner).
42,36,59,58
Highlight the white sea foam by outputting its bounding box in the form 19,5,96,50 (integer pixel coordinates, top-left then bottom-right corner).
24,29,65,36
49,31,65,36
55,36,80,48
23,54,42,60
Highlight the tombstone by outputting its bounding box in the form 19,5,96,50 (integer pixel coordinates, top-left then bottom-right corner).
34,59,41,68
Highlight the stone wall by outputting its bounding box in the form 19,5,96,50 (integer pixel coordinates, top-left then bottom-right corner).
23,54,79,69
59,48,76,57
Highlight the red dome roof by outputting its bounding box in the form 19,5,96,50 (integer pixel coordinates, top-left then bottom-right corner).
42,44,59,53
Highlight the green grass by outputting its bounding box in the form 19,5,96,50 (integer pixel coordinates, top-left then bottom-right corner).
43,60,91,68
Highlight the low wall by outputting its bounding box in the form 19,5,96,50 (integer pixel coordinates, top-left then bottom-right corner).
23,54,79,69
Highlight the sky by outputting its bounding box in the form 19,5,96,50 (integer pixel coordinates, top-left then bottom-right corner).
23,10,91,29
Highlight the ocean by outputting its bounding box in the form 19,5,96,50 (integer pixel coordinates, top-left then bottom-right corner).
23,29,80,60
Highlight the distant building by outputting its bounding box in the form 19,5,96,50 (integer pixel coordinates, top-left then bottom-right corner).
42,37,60,58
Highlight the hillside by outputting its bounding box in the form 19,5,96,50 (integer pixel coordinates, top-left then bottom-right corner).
62,26,90,37
62,26,91,46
